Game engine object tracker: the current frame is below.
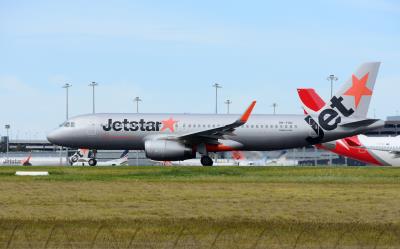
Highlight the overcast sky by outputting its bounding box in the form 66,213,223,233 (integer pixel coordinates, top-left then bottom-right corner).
1,0,399,139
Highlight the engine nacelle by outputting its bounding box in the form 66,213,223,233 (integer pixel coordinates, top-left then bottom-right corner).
145,140,195,161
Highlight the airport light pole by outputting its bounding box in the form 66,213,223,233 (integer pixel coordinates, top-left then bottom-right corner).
271,103,277,115
224,100,232,114
326,75,338,166
62,83,71,165
133,97,142,113
62,83,72,120
5,124,10,161
212,83,222,114
327,74,338,99
89,81,98,114
133,96,142,165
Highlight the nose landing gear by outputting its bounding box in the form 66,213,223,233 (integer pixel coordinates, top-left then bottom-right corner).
88,158,97,166
200,155,213,166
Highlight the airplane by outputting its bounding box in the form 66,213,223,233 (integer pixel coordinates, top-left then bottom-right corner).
71,150,129,166
298,88,400,166
0,153,68,166
47,62,384,166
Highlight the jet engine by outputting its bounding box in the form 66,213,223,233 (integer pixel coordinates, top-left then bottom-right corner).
145,140,195,161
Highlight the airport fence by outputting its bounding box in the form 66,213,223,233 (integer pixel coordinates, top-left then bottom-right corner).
0,221,399,248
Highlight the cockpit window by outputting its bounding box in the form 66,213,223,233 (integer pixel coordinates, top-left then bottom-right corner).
59,121,75,128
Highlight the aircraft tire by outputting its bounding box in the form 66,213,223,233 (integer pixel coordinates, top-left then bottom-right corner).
88,159,97,166
201,156,213,166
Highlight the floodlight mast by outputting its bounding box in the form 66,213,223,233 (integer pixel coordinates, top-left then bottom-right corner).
212,83,222,114
89,81,99,114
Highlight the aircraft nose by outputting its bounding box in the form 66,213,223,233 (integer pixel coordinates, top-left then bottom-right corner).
47,129,62,144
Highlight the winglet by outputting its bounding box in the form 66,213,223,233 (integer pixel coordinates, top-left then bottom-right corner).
239,101,256,123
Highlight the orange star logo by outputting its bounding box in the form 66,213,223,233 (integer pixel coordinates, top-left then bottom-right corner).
161,118,178,132
343,73,372,108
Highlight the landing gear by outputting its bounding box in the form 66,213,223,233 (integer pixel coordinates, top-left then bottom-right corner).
88,158,97,166
201,155,213,166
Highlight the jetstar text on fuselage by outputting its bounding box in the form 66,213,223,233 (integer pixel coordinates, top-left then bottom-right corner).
102,119,162,132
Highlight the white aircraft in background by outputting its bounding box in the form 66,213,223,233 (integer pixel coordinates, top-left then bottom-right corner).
264,151,299,166
0,153,68,166
71,150,129,166
298,88,400,166
163,151,260,166
162,151,298,166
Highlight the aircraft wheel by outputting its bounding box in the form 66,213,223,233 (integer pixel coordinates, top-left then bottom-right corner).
201,156,213,166
88,159,97,166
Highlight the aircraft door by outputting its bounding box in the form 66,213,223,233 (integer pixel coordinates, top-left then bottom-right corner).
87,122,97,136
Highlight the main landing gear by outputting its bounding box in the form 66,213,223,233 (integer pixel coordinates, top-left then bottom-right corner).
201,155,213,166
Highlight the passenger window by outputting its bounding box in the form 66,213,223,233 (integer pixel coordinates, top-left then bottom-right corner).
188,124,191,128
70,122,75,127
65,122,70,127
251,125,254,128
256,125,259,128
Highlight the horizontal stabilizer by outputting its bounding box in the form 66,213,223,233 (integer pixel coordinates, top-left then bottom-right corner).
340,119,381,128
343,136,362,147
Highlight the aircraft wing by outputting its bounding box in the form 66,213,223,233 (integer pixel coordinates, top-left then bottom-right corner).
175,101,256,144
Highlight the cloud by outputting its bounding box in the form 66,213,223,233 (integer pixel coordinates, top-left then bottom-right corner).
0,76,35,92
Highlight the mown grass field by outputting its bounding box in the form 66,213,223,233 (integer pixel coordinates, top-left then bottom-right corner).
0,166,399,248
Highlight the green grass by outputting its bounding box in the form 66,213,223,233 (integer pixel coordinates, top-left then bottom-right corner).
0,166,399,248
2,165,400,183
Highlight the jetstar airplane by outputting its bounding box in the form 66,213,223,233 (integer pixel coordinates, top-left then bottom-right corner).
47,62,384,166
298,87,400,166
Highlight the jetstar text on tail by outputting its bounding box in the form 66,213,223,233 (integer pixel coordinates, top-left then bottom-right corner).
102,119,162,132
305,96,354,143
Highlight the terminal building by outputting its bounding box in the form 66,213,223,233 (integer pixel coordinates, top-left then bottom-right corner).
1,116,400,166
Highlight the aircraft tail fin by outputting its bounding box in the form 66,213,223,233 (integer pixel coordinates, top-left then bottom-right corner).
327,62,380,118
120,150,129,159
297,62,382,144
69,148,90,164
21,152,32,166
298,62,380,119
232,151,245,160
